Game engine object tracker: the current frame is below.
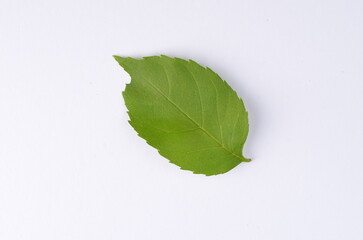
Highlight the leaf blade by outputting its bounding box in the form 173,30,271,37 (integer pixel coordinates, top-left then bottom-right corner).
114,55,250,176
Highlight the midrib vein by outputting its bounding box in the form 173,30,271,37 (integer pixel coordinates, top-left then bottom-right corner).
145,79,248,162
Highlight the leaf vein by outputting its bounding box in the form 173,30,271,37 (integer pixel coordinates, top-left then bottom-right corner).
208,74,224,145
230,111,240,148
172,146,222,154
159,62,171,97
187,64,204,127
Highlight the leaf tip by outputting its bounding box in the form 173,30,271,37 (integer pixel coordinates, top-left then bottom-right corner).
113,55,131,65
112,54,122,61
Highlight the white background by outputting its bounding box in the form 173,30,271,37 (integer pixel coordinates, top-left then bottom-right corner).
1,0,363,239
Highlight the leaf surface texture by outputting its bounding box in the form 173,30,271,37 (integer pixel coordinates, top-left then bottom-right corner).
114,55,249,175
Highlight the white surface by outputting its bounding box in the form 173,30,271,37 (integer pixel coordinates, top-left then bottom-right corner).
1,0,363,239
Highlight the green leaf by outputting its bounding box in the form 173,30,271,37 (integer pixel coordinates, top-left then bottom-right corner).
114,55,250,176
